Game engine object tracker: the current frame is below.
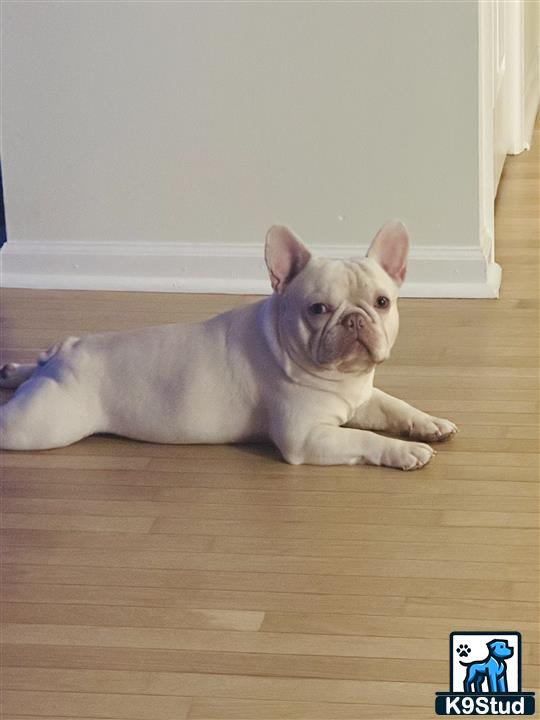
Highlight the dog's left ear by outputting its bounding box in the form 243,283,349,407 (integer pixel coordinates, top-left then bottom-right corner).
367,220,409,287
265,225,312,294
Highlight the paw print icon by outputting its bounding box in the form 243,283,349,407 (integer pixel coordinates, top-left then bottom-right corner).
456,644,471,658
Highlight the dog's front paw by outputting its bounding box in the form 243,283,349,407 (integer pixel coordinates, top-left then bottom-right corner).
408,414,458,443
383,440,435,471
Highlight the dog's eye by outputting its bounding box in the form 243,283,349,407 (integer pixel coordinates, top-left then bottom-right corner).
309,303,329,315
375,296,390,309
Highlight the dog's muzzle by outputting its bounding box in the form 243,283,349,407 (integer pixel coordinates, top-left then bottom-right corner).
341,306,387,363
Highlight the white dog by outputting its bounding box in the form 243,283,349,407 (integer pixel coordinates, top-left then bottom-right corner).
0,221,457,467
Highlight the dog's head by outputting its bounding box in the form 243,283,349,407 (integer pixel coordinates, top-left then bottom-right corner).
488,640,514,660
265,220,409,374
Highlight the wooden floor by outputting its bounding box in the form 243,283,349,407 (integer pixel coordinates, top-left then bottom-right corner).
1,121,539,720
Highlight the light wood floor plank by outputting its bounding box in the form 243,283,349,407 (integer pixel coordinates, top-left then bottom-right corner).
0,563,530,603
3,582,537,621
1,528,536,564
187,698,440,719
4,516,537,546
2,464,540,489
0,665,441,704
2,479,538,511
2,547,535,582
1,690,192,719
3,497,538,528
3,602,538,640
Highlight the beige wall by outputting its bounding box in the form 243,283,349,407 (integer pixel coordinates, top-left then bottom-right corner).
524,0,540,98
524,0,540,66
2,1,479,253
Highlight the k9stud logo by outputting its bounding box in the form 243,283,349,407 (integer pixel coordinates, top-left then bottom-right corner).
435,632,535,715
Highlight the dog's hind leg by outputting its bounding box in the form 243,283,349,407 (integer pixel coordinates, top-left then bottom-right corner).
474,678,484,693
0,374,97,450
463,673,474,694
0,338,81,392
0,362,38,390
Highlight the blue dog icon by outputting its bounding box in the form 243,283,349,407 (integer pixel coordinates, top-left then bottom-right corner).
460,639,514,693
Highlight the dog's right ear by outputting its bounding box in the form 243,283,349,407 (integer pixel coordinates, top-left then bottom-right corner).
265,225,312,294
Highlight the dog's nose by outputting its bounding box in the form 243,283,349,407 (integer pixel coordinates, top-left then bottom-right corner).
342,312,364,332
341,313,361,330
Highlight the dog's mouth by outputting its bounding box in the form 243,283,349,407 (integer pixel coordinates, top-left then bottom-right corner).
354,336,388,365
332,337,386,372
313,322,388,371
356,336,373,354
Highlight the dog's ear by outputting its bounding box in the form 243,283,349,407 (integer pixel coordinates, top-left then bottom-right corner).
265,225,311,294
367,220,409,287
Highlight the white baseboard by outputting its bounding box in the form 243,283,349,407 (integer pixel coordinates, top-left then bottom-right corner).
0,240,502,299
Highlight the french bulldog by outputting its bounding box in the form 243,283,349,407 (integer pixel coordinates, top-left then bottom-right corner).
0,221,457,467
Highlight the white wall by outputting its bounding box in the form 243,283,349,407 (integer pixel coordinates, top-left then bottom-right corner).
1,1,500,297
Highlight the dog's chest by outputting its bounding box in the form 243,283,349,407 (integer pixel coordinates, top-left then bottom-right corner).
312,376,374,426
340,375,374,417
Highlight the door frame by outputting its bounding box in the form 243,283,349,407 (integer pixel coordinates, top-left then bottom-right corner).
478,0,529,268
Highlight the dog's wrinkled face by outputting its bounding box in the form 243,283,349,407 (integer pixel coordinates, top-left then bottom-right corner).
265,221,409,374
